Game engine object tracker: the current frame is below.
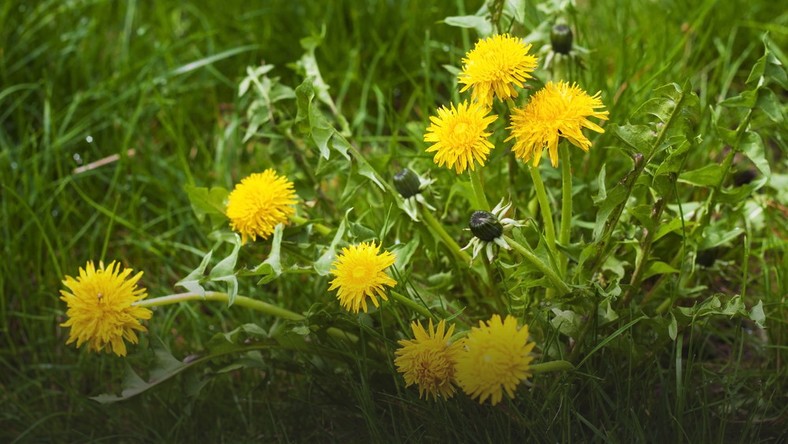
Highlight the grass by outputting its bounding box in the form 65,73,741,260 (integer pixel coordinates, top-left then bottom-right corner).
1,0,786,442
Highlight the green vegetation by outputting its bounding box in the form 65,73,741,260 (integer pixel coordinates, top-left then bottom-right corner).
1,0,785,442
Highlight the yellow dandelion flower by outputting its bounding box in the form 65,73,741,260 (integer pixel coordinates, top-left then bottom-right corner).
423,101,497,174
458,34,538,108
456,314,535,406
60,261,152,357
506,81,609,167
394,319,462,400
226,169,298,244
328,242,396,313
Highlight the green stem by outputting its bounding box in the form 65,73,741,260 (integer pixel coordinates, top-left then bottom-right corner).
290,214,332,236
134,292,356,343
655,297,672,315
530,359,574,374
528,165,558,259
558,144,572,275
137,292,303,319
419,207,472,264
390,290,434,320
626,198,666,305
469,168,490,211
698,109,753,231
503,235,571,296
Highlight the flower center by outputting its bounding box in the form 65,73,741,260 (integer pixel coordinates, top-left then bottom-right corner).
453,122,468,136
351,266,367,279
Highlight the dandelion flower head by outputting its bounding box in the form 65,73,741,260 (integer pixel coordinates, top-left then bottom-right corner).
226,169,298,244
456,314,535,405
60,261,152,357
423,101,497,174
458,34,538,108
395,319,462,400
328,242,396,313
507,81,609,167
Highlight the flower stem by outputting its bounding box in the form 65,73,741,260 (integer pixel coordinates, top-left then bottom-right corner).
137,292,303,319
528,165,558,260
389,290,434,320
419,207,472,265
503,235,570,296
530,359,574,374
290,214,332,236
134,292,356,343
558,143,572,275
469,169,490,212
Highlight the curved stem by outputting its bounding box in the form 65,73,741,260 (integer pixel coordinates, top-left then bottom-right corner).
419,207,472,265
503,235,571,296
134,292,356,343
389,290,434,320
558,143,572,276
290,214,332,236
469,169,490,211
136,292,303,319
530,359,574,374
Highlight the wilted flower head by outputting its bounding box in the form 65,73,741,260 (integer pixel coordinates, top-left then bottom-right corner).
458,34,538,108
424,101,497,174
462,199,523,262
226,169,298,244
506,81,609,167
456,314,536,405
328,242,397,313
60,261,152,356
395,319,462,400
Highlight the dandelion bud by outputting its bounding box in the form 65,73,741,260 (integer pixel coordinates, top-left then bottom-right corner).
393,168,422,198
469,210,503,242
550,24,573,55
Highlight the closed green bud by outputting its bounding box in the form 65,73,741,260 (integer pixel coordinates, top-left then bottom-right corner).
393,168,421,198
550,23,573,55
469,210,503,242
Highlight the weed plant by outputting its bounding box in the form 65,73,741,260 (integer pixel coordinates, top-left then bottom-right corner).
1,0,786,442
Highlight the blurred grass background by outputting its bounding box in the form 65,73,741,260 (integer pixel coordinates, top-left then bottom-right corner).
1,0,786,441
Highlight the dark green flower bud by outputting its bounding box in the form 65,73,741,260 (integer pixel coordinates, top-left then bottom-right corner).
469,211,503,242
393,169,422,198
550,24,573,55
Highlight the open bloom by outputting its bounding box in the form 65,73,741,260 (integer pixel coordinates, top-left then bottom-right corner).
458,34,538,108
60,261,152,356
328,242,396,313
507,81,609,167
226,169,298,243
424,101,497,174
456,314,535,405
395,319,462,400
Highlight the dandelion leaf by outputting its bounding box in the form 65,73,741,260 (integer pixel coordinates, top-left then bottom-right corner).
92,345,193,404
175,249,213,297
314,218,347,276
183,185,229,227
245,224,284,285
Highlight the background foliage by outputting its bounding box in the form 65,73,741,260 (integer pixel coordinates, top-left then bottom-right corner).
1,0,786,442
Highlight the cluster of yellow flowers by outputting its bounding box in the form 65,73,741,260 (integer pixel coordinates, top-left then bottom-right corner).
59,32,603,406
424,33,609,171
395,315,535,405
